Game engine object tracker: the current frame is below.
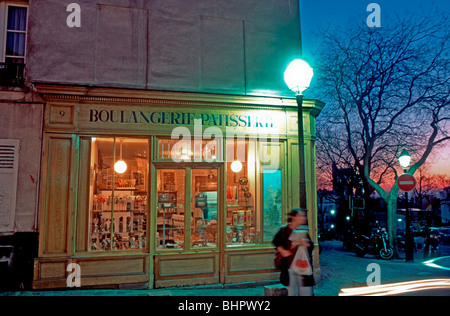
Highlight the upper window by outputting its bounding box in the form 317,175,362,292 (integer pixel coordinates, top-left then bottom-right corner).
157,137,220,162
6,6,27,57
1,4,27,86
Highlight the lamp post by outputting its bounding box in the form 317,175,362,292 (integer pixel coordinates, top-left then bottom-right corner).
399,149,414,262
284,59,314,212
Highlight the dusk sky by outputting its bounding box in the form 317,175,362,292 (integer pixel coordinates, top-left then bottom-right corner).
300,0,450,177
301,0,450,56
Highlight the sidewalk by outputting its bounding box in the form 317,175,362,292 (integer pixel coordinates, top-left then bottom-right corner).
1,241,449,296
314,240,450,296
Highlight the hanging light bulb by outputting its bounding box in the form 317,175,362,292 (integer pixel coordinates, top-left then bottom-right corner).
231,160,243,173
114,160,127,174
114,139,127,174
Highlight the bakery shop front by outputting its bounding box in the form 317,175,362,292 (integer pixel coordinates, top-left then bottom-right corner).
32,84,324,290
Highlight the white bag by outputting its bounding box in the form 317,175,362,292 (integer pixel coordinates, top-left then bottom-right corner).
291,246,312,276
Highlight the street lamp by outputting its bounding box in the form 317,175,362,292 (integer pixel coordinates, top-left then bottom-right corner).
284,59,314,212
398,149,414,262
399,149,411,171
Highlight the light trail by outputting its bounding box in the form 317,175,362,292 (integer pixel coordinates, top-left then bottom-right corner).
423,256,450,271
339,279,450,296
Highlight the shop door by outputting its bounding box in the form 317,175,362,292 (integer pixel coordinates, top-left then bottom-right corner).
155,167,221,286
191,168,219,249
156,168,186,250
155,168,219,250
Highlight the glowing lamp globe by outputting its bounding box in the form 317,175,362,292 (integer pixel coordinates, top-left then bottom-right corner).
114,160,127,174
231,160,243,173
284,59,314,95
399,149,411,169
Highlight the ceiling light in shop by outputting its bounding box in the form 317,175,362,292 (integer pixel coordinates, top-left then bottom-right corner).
114,160,127,174
231,160,243,173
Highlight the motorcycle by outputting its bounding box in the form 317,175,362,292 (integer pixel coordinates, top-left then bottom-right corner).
354,224,394,260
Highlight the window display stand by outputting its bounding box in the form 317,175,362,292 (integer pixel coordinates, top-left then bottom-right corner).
226,181,256,245
91,188,147,251
158,203,177,248
157,192,179,248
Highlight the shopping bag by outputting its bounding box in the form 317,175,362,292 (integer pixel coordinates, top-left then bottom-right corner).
291,246,312,275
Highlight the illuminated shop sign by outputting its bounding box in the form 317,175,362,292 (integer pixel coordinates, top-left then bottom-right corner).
88,109,278,129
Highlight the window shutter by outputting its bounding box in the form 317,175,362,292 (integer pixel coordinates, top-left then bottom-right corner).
0,139,20,232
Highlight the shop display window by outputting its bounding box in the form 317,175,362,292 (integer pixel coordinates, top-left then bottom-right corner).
226,138,283,246
85,135,282,251
226,138,259,246
88,137,148,251
262,169,282,242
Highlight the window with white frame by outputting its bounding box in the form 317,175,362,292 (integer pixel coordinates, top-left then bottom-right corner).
0,2,28,86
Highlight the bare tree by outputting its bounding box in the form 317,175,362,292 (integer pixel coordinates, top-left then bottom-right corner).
412,163,442,208
312,14,450,248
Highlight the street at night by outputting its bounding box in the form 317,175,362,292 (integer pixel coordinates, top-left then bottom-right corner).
2,240,449,296
1,0,449,302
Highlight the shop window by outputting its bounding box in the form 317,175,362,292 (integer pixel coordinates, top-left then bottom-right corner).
158,137,220,162
226,138,258,246
262,169,282,242
88,137,148,251
226,138,283,246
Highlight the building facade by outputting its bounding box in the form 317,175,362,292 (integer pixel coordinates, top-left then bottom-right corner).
1,0,324,290
0,0,42,290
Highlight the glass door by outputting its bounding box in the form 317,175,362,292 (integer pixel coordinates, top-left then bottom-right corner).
156,169,186,249
191,169,219,248
155,167,219,250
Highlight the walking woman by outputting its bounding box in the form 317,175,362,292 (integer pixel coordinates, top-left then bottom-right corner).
273,209,314,296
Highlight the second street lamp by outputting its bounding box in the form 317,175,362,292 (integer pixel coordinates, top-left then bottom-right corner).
399,149,411,171
284,59,314,212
